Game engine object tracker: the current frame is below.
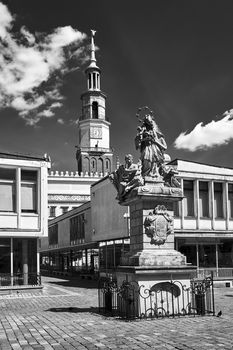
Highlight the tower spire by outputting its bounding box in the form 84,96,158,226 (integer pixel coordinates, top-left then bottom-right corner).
89,29,98,69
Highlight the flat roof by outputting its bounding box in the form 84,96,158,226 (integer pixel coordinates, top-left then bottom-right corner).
169,158,233,171
0,151,50,162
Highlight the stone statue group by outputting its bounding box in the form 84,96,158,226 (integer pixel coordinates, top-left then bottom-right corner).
110,106,180,202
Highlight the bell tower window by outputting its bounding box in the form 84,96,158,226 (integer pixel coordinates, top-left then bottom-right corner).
88,73,92,89
92,102,98,119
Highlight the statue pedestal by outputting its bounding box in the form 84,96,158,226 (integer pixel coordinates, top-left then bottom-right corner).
115,178,196,298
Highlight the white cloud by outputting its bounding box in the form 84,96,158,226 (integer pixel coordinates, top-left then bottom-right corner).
57,118,65,124
174,109,233,151
37,109,55,118
50,102,63,109
0,2,12,39
0,2,88,126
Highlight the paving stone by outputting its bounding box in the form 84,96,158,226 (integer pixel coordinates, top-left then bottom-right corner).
0,276,233,349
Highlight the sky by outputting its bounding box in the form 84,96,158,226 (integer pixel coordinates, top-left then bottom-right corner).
1,0,233,171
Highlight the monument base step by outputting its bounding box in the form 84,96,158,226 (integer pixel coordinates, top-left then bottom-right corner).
120,249,187,267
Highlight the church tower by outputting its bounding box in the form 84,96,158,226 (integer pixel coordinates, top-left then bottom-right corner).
76,30,113,175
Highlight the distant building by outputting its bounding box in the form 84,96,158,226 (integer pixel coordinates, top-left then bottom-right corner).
47,30,114,218
40,159,233,283
0,152,50,290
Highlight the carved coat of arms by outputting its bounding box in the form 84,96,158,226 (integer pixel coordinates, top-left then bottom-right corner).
144,205,173,245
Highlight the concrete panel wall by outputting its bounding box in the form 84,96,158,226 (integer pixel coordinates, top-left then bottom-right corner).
91,178,128,242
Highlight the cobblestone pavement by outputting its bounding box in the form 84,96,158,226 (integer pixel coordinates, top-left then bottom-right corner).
0,276,233,349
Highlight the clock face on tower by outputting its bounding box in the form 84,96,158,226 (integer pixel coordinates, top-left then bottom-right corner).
90,126,102,139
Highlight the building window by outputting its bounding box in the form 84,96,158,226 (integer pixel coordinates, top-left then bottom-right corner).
93,73,96,89
0,168,16,212
173,202,180,217
106,159,110,171
199,244,216,268
228,184,233,219
88,73,91,89
48,224,58,246
21,170,37,213
49,206,56,217
92,102,98,119
91,158,96,172
70,214,85,245
96,73,100,89
61,206,69,214
199,181,209,218
183,180,194,217
214,182,223,218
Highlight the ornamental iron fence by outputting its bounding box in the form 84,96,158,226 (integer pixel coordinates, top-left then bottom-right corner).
98,275,215,320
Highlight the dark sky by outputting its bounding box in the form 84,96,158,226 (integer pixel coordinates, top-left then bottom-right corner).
1,0,233,170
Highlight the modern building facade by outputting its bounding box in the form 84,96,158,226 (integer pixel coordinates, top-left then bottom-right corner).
0,152,50,289
172,159,233,278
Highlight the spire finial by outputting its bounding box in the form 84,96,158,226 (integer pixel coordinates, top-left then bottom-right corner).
90,29,97,66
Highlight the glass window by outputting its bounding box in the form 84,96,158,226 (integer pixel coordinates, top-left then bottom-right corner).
178,243,197,265
199,244,216,268
0,238,11,274
199,181,209,218
88,73,91,89
93,73,96,89
173,201,180,217
21,170,37,213
70,214,85,245
49,206,56,217
92,102,98,119
228,184,233,219
218,242,233,267
61,206,69,214
0,168,16,212
183,180,194,217
214,182,223,218
48,224,58,246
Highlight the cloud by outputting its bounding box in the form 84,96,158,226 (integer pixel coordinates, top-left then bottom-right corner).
0,2,88,126
57,118,64,124
37,109,55,118
174,109,233,151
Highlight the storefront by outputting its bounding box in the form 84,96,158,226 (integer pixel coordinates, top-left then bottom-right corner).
177,238,233,277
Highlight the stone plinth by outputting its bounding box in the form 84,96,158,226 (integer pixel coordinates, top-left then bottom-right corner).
119,178,186,267
115,177,196,289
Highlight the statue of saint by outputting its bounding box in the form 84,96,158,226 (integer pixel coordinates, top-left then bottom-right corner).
109,154,143,202
135,110,167,178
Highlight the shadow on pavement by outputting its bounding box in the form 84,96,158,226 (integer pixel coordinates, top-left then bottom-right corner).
42,275,98,290
46,306,99,314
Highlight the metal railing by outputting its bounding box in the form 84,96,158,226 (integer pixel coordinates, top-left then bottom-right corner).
98,275,215,320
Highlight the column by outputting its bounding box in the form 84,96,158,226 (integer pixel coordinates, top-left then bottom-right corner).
209,181,215,230
216,244,219,277
194,180,199,229
181,179,184,229
16,168,21,229
10,238,13,286
37,238,40,275
85,249,88,270
196,243,199,276
22,239,28,285
113,241,116,268
225,182,229,230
